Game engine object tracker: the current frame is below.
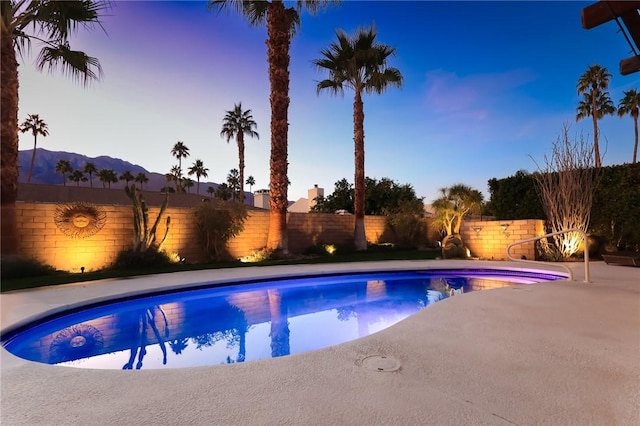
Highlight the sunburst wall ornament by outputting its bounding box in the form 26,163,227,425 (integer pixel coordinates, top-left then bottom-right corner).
54,202,107,238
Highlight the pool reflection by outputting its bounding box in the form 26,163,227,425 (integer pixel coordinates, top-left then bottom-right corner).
4,272,504,369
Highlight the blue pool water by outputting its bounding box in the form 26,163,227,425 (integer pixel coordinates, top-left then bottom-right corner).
1,269,564,370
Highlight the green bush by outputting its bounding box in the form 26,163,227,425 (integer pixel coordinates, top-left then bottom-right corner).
193,200,248,261
488,164,640,251
1,256,58,280
487,170,545,220
112,248,173,269
589,163,640,251
385,199,428,249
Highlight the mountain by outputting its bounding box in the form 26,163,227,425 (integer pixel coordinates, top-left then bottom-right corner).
18,148,222,194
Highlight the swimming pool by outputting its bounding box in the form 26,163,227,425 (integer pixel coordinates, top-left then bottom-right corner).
1,268,565,370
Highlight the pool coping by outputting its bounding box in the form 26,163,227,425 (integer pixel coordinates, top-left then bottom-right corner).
0,259,571,336
1,259,639,425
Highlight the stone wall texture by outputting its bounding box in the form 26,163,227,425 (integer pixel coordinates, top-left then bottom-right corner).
460,218,545,260
15,202,400,272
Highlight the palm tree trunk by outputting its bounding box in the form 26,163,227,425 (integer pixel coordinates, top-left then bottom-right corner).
592,93,601,167
633,115,638,164
265,0,290,252
353,88,367,251
238,133,245,203
28,135,37,183
1,27,20,255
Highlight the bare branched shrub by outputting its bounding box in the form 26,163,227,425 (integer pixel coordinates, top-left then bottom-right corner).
531,124,600,259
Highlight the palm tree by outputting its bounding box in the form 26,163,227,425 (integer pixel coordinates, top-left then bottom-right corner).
54,160,72,186
97,168,117,189
221,103,259,202
169,165,182,192
171,141,190,173
432,184,484,237
1,0,109,255
215,183,232,201
227,168,241,201
134,172,149,190
576,64,615,167
19,114,49,183
617,89,640,163
182,178,194,194
208,0,338,252
69,170,87,186
207,186,215,198
314,25,403,250
119,170,134,186
246,175,256,193
187,159,209,195
84,162,98,188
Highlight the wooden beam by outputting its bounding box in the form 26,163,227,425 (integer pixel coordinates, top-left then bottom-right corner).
620,55,640,75
621,10,640,49
581,1,640,29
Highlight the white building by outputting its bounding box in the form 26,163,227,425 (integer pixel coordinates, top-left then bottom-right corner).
287,185,325,213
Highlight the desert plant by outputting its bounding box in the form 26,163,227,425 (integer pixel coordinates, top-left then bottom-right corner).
124,185,171,252
531,124,600,259
193,200,248,261
432,184,483,236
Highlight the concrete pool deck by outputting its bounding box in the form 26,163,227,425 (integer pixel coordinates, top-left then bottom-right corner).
1,260,639,425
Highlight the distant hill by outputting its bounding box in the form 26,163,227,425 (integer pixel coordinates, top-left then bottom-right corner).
18,148,225,195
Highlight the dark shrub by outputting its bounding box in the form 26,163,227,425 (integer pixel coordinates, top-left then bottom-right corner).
1,256,58,279
112,248,173,269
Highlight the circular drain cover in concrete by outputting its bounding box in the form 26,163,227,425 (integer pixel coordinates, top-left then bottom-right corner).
362,355,401,372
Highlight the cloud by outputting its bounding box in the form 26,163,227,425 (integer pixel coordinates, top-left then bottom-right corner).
423,68,537,118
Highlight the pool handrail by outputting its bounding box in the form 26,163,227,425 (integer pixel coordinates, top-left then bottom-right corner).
506,228,590,283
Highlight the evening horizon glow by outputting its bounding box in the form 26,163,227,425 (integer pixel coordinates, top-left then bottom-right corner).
17,1,640,204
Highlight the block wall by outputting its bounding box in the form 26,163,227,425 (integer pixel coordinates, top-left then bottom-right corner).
15,203,407,271
460,219,545,260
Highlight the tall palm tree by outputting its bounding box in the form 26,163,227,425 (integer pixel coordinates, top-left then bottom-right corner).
246,175,256,193
187,159,209,195
119,170,134,186
171,141,190,173
69,169,87,186
220,103,259,203
227,168,241,201
576,64,615,167
54,160,72,186
84,162,98,188
314,25,403,250
617,89,640,163
1,0,109,255
169,165,182,192
134,172,149,190
19,114,49,183
97,168,117,188
209,0,338,252
215,182,232,201
182,178,194,194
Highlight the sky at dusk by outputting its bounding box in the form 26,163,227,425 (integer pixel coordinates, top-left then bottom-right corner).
17,0,640,204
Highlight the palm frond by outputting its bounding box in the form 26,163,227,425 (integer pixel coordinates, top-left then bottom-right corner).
208,0,267,27
36,43,103,85
33,0,109,41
